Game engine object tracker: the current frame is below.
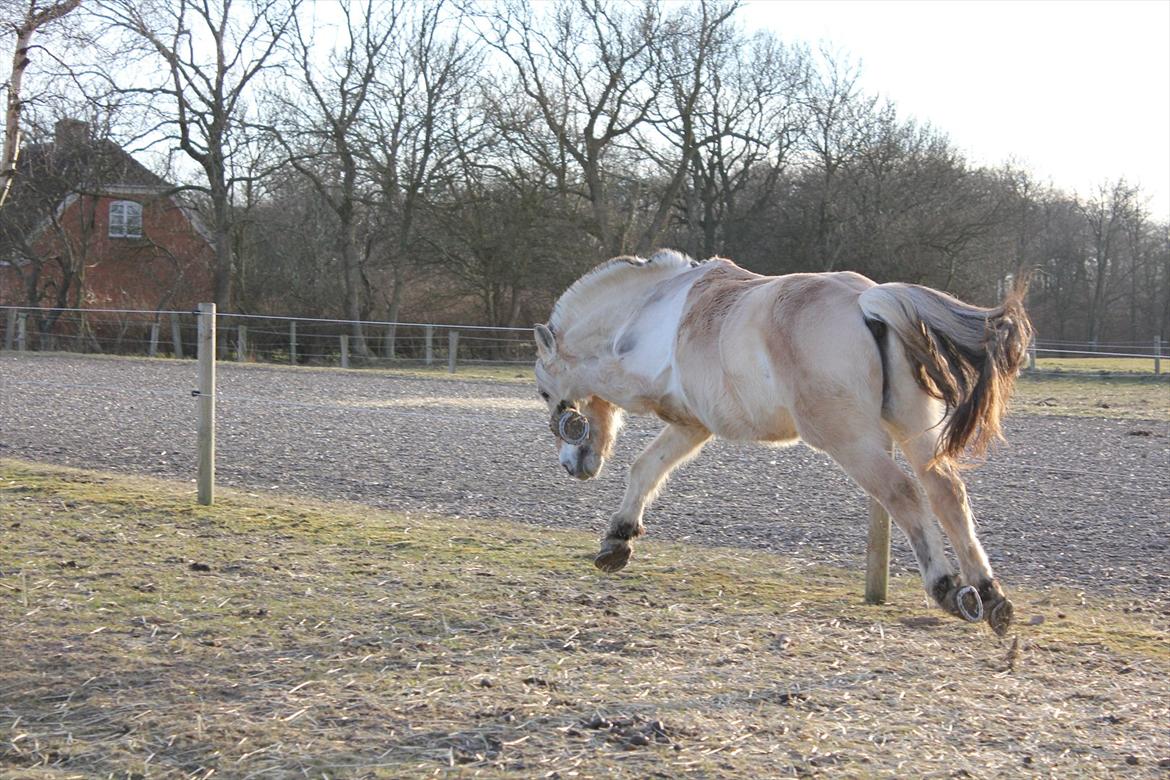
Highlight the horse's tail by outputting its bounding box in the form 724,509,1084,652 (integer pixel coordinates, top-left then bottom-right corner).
858,280,1033,462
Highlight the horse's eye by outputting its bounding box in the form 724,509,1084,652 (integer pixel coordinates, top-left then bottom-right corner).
539,391,550,401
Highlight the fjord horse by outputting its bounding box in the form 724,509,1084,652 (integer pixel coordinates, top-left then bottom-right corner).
534,250,1031,635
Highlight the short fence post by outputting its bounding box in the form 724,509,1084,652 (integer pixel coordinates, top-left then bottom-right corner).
237,325,247,362
290,321,297,364
864,439,893,605
16,312,27,352
448,330,459,373
196,303,216,506
149,323,160,357
170,313,184,359
1155,336,1162,376
424,325,434,366
1027,339,1036,371
340,334,350,368
4,309,15,350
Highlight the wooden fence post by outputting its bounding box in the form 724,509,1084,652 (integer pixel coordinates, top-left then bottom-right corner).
170,313,184,359
149,323,160,357
424,325,434,366
16,312,27,352
384,323,396,359
340,334,350,368
290,320,297,364
1027,339,1036,371
196,303,216,506
448,330,459,373
4,309,14,350
865,439,894,605
1155,336,1162,376
237,325,247,362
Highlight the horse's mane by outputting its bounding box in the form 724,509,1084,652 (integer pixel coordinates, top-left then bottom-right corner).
550,249,696,331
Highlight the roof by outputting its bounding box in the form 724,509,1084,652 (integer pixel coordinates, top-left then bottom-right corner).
0,122,172,252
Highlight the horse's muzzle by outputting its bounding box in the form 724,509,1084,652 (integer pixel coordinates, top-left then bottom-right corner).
560,443,601,480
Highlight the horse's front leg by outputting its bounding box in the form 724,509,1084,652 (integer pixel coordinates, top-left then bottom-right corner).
595,423,711,573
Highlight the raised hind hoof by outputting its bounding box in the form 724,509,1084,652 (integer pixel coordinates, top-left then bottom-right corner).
594,538,632,573
986,598,1014,637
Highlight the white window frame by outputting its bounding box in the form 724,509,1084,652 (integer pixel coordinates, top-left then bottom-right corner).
109,200,143,238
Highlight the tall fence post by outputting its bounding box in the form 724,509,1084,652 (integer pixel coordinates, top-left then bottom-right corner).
170,313,184,359
1155,336,1162,376
864,439,893,605
1027,338,1036,371
4,309,15,350
237,325,247,362
448,330,459,374
424,325,434,366
16,312,27,352
196,304,216,506
290,320,297,365
340,334,350,369
149,323,160,357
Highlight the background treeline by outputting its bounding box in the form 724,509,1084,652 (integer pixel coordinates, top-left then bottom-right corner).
5,0,1168,353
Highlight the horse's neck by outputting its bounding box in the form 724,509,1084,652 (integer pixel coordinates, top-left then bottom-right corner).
561,280,655,356
565,278,689,406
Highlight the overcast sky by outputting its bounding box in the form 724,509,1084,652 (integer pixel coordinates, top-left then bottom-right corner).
741,0,1170,219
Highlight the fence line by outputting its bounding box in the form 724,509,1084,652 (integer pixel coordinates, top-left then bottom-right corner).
3,304,1165,375
0,305,537,371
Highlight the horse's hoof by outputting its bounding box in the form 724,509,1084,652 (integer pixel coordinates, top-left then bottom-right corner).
594,539,632,573
987,598,1014,637
954,585,984,622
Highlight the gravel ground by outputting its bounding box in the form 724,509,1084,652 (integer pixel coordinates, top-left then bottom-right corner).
3,353,1168,609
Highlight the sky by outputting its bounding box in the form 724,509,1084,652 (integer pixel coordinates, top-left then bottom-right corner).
741,0,1170,219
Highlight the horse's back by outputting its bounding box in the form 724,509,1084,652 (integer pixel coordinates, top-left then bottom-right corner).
674,262,882,441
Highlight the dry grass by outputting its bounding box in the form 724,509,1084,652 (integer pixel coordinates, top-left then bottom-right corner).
1035,356,1163,375
1,459,1168,779
1014,374,1169,421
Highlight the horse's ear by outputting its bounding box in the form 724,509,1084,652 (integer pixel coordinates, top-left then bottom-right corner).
534,324,557,360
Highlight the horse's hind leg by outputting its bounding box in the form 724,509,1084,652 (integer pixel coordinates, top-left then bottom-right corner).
801,423,976,622
899,434,1014,636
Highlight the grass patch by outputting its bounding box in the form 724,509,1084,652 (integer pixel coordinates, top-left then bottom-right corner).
1035,356,1163,374
2,459,1168,777
1014,373,1169,421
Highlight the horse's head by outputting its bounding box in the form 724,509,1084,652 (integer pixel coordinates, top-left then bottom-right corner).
534,323,623,480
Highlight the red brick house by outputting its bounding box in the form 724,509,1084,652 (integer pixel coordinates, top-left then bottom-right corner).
0,119,214,321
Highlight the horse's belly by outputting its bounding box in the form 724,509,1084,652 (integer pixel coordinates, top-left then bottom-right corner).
704,397,800,443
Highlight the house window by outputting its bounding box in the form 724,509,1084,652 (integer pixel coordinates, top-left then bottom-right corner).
109,200,143,238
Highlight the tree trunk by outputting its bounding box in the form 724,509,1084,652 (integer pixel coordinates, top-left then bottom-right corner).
1,0,82,208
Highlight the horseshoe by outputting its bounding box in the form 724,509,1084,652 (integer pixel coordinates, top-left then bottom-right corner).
954,585,984,622
557,409,590,446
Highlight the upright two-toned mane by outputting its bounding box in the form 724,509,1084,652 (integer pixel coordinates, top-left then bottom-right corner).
549,250,696,334
533,250,1031,636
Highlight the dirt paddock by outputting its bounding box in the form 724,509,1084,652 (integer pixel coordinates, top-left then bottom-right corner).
2,353,1167,606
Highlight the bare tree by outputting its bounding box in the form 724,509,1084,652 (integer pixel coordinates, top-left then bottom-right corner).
1079,180,1136,342
92,0,298,311
676,30,809,258
361,0,483,349
1,0,82,208
269,0,404,358
478,0,668,255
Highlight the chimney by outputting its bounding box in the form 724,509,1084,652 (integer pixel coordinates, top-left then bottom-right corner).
54,119,89,148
